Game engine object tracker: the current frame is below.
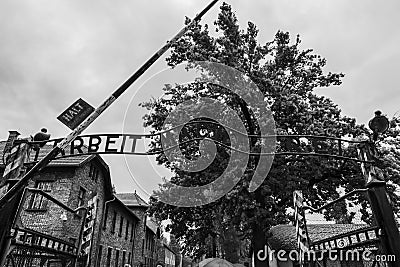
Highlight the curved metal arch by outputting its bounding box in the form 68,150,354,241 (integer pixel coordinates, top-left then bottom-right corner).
28,120,369,145
26,135,373,164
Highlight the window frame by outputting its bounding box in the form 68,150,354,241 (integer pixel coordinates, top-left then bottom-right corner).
111,211,117,234
27,180,53,211
130,222,135,242
77,187,86,207
125,221,129,240
76,187,86,217
119,215,124,237
97,245,103,267
115,249,120,267
89,163,100,182
122,250,126,266
106,247,112,267
103,204,109,229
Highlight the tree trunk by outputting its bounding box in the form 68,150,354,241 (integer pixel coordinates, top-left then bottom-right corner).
222,228,240,263
239,98,267,267
252,224,266,267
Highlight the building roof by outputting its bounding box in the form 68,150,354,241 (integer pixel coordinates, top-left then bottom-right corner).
0,138,114,200
116,192,149,208
111,195,141,221
267,224,368,251
0,141,6,167
0,140,93,167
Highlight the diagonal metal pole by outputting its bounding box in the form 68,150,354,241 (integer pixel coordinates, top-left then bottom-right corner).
0,0,219,210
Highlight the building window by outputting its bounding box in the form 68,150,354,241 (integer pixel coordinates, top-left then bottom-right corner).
128,253,131,266
130,223,135,242
103,205,109,229
122,251,126,266
111,211,117,233
89,164,100,182
77,187,86,216
97,245,103,267
119,216,124,237
77,187,86,207
28,181,52,210
115,249,120,267
125,221,129,240
106,248,112,267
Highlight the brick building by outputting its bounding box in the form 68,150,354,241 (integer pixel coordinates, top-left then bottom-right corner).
117,193,161,267
144,218,161,267
0,131,162,267
0,131,114,266
97,196,141,267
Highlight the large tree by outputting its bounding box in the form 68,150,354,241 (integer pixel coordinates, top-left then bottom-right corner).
141,3,397,265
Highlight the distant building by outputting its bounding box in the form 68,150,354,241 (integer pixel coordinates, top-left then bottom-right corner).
97,196,141,267
157,243,176,267
0,131,114,266
144,219,161,267
117,192,162,267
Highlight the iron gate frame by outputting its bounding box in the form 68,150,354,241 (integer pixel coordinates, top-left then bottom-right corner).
3,187,88,267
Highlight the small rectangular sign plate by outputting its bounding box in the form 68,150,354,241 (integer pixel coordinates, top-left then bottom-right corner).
57,98,95,130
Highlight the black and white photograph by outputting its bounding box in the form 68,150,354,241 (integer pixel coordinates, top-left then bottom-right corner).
0,0,400,266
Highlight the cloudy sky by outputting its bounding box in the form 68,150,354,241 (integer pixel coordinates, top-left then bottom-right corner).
1,0,400,201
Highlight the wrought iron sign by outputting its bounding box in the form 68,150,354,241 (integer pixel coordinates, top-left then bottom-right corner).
26,119,372,164
27,136,372,164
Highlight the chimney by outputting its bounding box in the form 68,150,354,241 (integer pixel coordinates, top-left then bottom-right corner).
4,131,20,154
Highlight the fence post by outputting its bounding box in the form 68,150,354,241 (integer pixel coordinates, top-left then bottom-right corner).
0,132,29,266
357,142,400,266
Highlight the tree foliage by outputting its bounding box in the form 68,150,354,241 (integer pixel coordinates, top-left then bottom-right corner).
141,2,398,261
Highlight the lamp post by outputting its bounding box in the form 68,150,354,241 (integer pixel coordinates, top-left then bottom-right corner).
368,110,389,142
357,111,400,266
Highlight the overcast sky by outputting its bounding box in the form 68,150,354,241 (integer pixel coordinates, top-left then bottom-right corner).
1,0,400,201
